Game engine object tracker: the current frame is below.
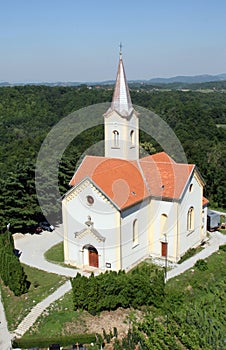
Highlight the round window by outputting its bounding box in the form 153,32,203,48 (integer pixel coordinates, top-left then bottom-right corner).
87,195,94,205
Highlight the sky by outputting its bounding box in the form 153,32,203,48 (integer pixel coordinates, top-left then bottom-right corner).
0,0,226,83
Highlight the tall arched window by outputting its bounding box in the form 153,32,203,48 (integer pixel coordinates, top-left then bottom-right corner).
130,130,135,147
187,207,194,231
160,214,168,236
133,219,138,246
112,130,119,148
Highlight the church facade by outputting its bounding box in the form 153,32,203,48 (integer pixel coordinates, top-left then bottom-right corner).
62,52,208,271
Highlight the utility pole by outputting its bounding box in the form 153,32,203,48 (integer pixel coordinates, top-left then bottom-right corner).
164,233,168,281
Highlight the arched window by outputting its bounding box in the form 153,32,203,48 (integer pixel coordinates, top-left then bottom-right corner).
130,130,135,147
187,207,194,231
160,214,168,236
189,184,193,192
112,130,119,148
133,219,138,246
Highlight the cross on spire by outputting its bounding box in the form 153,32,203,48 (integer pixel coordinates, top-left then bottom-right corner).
119,42,123,58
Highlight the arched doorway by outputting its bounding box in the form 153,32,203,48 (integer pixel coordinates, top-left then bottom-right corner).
83,244,99,268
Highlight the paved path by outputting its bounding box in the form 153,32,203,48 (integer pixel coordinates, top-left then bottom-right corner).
14,226,78,277
166,231,226,280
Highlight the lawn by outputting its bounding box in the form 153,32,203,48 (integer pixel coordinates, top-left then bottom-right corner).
44,241,64,264
44,241,78,269
0,264,67,330
22,290,88,339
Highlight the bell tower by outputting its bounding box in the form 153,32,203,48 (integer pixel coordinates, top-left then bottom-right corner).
104,47,139,160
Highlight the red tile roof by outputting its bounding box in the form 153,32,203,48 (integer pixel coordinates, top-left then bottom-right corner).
202,197,209,207
69,152,195,209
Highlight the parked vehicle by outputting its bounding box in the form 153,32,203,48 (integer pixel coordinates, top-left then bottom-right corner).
39,221,55,232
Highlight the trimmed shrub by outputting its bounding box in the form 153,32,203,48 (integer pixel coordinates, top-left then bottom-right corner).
0,231,28,295
13,334,96,348
71,263,165,314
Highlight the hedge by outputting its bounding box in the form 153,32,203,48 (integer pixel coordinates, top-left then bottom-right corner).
13,334,96,348
71,263,165,315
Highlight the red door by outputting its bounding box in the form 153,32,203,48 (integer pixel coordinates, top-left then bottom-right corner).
161,242,167,257
89,249,99,267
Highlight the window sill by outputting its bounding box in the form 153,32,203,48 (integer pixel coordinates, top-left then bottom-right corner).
111,147,120,149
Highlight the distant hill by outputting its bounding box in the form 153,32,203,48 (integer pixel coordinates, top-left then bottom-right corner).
1,73,226,87
147,73,226,84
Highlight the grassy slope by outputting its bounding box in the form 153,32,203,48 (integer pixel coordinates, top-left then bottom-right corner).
0,264,67,330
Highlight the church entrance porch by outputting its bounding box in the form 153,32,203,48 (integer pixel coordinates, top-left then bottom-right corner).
83,244,99,268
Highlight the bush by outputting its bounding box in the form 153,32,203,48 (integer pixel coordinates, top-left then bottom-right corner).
0,231,28,295
71,264,165,314
194,259,208,271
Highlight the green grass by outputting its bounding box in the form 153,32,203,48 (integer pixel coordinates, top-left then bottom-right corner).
22,290,88,338
0,264,67,330
44,241,78,269
44,241,64,264
166,248,226,298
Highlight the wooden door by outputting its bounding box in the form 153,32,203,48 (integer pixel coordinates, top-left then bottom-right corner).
89,249,99,267
161,242,167,257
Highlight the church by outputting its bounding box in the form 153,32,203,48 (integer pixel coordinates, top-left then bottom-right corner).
62,51,208,271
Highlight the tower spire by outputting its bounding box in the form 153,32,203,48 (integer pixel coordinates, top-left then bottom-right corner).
107,46,133,118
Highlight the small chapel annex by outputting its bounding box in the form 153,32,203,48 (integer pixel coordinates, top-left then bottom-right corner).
62,50,208,271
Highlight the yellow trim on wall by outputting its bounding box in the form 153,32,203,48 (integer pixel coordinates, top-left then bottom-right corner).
149,200,155,253
62,200,69,262
176,202,180,261
115,211,121,271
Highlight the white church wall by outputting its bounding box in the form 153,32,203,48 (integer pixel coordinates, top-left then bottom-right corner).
63,181,120,270
178,173,204,257
149,199,177,261
120,199,149,270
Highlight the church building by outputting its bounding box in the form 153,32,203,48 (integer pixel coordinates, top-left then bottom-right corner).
62,50,208,271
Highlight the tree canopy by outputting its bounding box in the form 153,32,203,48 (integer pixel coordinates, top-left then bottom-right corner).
0,85,225,231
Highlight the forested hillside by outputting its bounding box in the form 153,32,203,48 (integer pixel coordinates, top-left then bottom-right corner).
0,85,225,231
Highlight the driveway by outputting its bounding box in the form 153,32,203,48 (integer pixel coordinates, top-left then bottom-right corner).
14,225,77,278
